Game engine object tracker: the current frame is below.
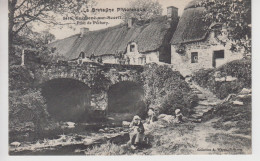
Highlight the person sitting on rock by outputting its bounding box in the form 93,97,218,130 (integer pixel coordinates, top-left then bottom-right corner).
175,109,184,123
129,115,145,149
147,107,157,124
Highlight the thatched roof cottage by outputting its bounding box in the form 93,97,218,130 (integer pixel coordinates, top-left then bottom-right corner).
170,0,244,76
48,6,179,65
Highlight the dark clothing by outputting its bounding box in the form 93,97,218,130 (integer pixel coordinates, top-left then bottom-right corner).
129,121,144,134
176,113,183,123
129,121,145,145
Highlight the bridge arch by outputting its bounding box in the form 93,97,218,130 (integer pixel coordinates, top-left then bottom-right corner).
41,78,91,122
107,81,146,121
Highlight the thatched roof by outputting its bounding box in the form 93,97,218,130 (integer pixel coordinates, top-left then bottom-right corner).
49,16,177,60
171,0,211,44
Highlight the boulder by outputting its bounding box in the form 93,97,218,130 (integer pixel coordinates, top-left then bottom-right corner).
239,88,252,95
157,114,167,119
215,77,226,82
226,76,237,81
83,138,95,145
122,121,131,127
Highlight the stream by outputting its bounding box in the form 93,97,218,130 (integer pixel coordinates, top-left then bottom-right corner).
9,122,130,155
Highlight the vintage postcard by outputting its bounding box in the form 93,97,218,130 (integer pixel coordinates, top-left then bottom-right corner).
7,0,252,155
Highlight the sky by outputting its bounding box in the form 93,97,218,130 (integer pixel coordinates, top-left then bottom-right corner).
34,0,193,40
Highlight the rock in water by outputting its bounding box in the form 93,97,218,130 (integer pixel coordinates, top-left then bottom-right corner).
10,142,21,147
66,122,75,128
98,129,105,133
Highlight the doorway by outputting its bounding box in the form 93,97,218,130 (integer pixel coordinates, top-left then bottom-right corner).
213,50,225,68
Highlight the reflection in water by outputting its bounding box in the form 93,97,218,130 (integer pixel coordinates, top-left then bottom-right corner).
107,81,146,120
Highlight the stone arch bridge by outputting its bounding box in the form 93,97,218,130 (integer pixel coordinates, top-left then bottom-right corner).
30,62,145,121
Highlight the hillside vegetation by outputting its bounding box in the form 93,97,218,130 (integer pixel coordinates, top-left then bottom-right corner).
192,59,251,99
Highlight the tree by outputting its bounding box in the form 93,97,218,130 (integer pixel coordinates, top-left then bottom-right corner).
8,0,93,47
199,0,251,53
121,0,163,22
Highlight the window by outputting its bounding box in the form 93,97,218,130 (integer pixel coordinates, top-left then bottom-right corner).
130,44,135,52
191,52,198,63
213,50,225,67
138,57,146,64
142,57,146,64
214,50,224,59
79,52,85,59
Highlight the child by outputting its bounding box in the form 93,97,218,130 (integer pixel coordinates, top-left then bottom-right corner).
147,107,157,124
129,115,145,149
175,109,184,123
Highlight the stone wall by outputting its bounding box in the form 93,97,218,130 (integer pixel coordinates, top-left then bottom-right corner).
34,63,143,89
171,32,244,76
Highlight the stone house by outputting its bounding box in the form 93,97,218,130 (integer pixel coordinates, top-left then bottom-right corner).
170,0,244,76
48,6,179,65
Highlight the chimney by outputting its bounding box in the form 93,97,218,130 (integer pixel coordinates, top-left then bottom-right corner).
167,6,178,20
80,27,89,37
128,18,135,28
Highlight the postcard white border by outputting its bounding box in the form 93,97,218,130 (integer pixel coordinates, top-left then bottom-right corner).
1,0,260,160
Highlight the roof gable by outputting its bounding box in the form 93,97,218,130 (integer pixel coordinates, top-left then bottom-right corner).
171,5,210,45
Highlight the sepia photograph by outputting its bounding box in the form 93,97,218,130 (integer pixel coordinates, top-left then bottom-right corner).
4,0,253,156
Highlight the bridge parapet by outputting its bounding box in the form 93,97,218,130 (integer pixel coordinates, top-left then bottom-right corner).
32,61,144,90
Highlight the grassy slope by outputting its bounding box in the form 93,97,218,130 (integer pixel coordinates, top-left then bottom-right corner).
84,97,251,155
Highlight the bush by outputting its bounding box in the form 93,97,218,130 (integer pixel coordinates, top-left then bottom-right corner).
192,59,251,99
9,66,34,91
9,89,50,132
142,63,198,116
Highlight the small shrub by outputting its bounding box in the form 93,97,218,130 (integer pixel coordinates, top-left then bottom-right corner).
9,89,50,132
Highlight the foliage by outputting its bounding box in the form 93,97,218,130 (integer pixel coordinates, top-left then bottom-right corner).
91,71,111,94
192,59,251,99
121,0,163,22
8,0,93,45
142,63,198,115
9,65,34,91
9,89,50,132
36,47,67,63
199,0,251,53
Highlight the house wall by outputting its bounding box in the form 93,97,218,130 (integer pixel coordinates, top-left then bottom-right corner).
101,55,118,64
171,32,244,76
125,42,160,65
